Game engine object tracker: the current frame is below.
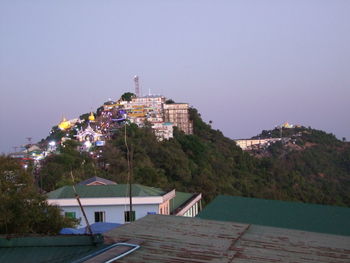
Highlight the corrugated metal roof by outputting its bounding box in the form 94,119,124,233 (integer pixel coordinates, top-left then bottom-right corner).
105,214,248,263
198,195,350,236
103,214,350,263
78,177,117,186
47,184,166,199
231,225,350,262
0,235,107,263
170,191,194,213
2,215,350,262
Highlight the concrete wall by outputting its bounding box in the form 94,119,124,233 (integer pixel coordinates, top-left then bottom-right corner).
159,200,170,215
183,202,199,217
235,138,281,150
62,203,159,227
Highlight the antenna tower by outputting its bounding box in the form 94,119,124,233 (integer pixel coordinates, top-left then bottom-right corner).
134,75,140,97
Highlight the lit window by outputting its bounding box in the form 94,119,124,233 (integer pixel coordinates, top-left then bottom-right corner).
94,211,105,222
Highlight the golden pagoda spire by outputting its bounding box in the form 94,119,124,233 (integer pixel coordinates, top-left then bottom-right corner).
88,112,95,122
58,116,72,130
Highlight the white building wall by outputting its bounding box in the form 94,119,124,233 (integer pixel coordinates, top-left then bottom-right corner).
61,203,159,227
183,202,199,217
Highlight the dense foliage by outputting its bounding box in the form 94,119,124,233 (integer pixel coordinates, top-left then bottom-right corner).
38,108,350,207
255,128,350,206
121,92,136,102
0,156,77,235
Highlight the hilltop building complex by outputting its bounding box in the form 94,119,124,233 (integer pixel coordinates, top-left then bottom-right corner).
123,95,193,139
9,90,194,166
57,92,193,148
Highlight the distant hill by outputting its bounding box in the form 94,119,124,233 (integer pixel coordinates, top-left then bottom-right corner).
249,126,350,206
38,108,350,207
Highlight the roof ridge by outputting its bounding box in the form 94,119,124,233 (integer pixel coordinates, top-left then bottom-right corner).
47,183,167,198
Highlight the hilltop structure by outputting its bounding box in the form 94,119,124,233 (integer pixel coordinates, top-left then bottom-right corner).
58,117,79,131
164,103,193,134
235,122,301,151
55,92,193,147
119,95,193,139
235,138,281,150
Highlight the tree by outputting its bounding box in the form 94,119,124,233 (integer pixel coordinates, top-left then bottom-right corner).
39,140,98,192
0,156,77,235
121,92,136,102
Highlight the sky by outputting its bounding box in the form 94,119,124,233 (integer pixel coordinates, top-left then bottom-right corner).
1,0,349,153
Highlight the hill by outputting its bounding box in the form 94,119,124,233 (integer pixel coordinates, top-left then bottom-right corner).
249,126,350,206
37,107,350,207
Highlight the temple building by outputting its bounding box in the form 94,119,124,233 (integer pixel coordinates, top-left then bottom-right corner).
58,117,79,130
75,124,104,143
88,112,95,122
58,117,73,130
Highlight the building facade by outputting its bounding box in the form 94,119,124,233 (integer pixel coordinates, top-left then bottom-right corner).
235,138,281,150
47,181,202,227
163,103,193,134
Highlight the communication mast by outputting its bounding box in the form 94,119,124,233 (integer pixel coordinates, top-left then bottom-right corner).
134,75,141,97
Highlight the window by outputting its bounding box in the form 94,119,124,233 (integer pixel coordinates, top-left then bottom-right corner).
94,211,105,223
124,211,135,222
65,212,76,219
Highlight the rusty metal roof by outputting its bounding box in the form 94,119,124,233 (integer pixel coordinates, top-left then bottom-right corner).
104,214,350,263
231,225,350,262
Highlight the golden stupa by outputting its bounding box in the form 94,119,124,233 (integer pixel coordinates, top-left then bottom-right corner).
58,117,72,130
282,122,293,129
88,112,95,122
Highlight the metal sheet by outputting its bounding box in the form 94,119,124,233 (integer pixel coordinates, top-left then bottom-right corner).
104,215,350,263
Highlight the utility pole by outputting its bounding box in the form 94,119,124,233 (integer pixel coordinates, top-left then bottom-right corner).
129,148,134,221
124,124,134,222
71,172,93,235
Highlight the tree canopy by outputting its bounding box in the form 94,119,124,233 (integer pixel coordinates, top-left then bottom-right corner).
0,156,77,235
120,92,136,101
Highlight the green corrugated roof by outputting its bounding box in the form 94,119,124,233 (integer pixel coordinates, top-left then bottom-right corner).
47,184,166,199
198,195,350,236
0,235,107,263
170,191,194,213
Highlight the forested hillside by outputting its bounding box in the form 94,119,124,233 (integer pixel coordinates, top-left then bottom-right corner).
37,108,350,207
